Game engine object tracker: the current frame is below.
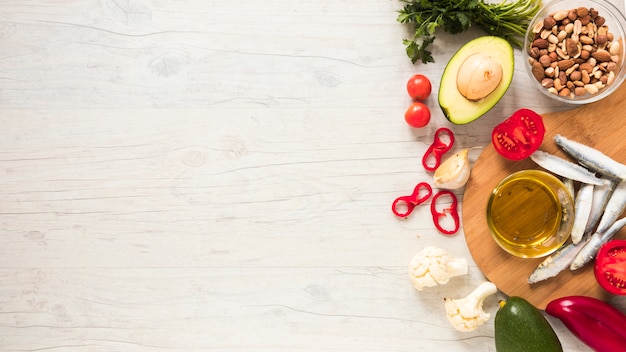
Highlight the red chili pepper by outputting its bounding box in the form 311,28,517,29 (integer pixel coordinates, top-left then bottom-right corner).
430,190,459,235
594,240,626,295
391,182,432,218
422,128,454,171
545,296,626,352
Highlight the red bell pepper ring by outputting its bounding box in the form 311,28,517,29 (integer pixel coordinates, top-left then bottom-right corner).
422,128,455,172
546,295,626,352
392,182,433,218
430,190,459,235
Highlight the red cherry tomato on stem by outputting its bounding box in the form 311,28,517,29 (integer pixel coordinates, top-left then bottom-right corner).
491,108,545,160
405,102,431,128
406,74,432,101
594,240,626,295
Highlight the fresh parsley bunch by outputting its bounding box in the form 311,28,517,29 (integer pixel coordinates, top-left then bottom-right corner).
398,0,542,64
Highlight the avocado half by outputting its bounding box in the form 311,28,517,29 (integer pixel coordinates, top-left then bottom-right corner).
438,36,514,125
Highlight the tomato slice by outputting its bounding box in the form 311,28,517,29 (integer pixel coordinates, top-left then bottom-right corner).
594,240,626,295
491,108,546,160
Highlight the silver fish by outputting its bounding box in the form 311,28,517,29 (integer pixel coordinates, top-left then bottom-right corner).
563,178,576,202
595,180,626,235
554,134,626,181
571,183,594,245
584,181,617,235
570,217,626,270
529,150,607,186
528,238,590,284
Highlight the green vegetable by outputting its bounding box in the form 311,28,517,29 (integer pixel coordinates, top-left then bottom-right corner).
494,297,562,352
397,0,542,64
438,36,513,124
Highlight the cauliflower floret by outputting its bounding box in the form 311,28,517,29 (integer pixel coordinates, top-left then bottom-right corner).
444,281,498,332
408,246,468,291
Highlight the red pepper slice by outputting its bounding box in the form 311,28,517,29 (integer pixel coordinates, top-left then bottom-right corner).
546,296,626,352
422,128,454,171
491,108,545,161
594,240,626,295
392,182,433,218
430,190,459,235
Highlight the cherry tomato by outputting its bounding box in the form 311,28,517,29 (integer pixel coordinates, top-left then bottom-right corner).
594,240,626,295
491,108,545,160
406,74,432,101
404,102,431,128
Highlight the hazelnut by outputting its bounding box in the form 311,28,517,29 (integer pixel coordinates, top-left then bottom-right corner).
595,16,606,27
543,16,557,29
567,10,578,21
570,70,582,81
596,34,608,46
559,87,572,97
539,54,552,67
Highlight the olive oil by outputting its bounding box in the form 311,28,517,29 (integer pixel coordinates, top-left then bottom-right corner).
487,170,573,258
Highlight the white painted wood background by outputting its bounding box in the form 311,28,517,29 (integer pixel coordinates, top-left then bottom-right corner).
1,0,624,351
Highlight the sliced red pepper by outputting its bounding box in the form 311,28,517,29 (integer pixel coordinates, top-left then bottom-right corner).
422,128,454,171
430,190,459,235
594,240,626,295
546,296,626,352
491,108,545,161
392,182,432,218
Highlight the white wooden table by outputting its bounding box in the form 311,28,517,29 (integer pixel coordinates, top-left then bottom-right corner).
1,1,624,351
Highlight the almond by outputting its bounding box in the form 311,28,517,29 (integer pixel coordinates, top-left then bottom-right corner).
557,59,575,70
565,38,579,56
531,61,546,82
532,38,549,49
592,49,612,62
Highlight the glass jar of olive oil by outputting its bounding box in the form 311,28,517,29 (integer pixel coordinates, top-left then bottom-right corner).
487,170,574,258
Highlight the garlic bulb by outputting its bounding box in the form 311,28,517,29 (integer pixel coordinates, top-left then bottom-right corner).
433,148,471,189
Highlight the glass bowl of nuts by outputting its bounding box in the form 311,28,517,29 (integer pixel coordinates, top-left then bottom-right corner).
524,0,626,104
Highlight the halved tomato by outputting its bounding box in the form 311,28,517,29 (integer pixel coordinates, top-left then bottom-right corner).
491,108,546,161
594,240,626,295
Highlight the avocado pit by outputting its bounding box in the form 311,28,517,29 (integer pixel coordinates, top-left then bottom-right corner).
456,53,503,101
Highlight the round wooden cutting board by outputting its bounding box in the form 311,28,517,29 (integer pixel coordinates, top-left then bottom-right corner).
463,85,626,310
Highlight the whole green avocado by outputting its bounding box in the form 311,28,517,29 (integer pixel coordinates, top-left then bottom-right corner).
494,296,563,352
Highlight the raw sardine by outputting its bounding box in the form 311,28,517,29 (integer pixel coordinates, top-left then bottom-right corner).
570,217,626,270
563,178,576,202
529,150,607,186
528,238,590,284
595,180,626,235
571,183,594,244
554,134,626,181
584,181,616,235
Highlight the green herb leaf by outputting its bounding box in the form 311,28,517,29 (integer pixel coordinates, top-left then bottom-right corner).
397,0,542,64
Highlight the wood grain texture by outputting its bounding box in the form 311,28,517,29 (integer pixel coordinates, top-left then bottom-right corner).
0,0,624,351
463,82,626,310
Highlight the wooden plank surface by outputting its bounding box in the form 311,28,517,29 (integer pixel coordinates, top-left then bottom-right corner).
463,82,626,310
1,0,625,351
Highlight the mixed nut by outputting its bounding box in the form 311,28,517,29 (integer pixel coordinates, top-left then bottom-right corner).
527,6,622,98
